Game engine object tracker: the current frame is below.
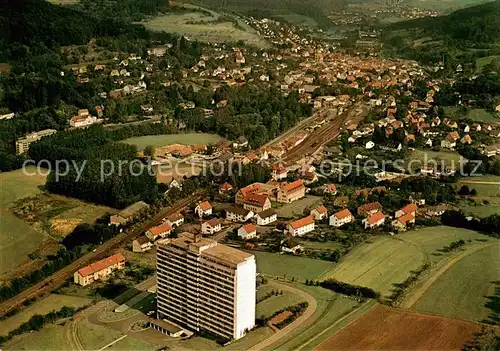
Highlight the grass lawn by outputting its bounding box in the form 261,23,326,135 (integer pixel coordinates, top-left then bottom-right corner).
253,251,334,282
0,167,46,206
224,327,274,350
0,211,43,274
122,133,222,150
298,240,344,251
412,242,500,324
476,55,500,72
266,283,368,350
256,291,304,318
106,335,156,350
444,106,500,123
408,149,464,170
76,319,126,350
0,294,93,336
142,12,268,48
3,324,71,350
458,175,500,197
459,201,500,217
274,196,322,218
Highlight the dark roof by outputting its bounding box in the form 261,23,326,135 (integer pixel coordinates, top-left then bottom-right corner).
257,209,277,218
226,205,252,216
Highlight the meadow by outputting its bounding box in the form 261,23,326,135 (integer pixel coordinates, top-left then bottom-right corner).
321,226,491,298
252,251,334,282
122,133,223,150
444,106,499,123
475,54,500,72
141,10,268,47
412,241,500,324
408,149,464,170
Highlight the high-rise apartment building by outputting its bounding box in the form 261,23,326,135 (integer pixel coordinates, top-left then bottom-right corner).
156,233,256,340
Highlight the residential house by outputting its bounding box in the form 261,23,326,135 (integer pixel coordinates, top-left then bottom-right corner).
195,201,213,217
391,213,415,231
74,253,126,286
460,134,473,144
243,194,271,213
235,183,263,205
357,202,382,217
201,218,222,235
310,205,328,221
379,142,402,152
426,204,449,216
165,212,184,227
362,212,385,229
287,216,315,236
146,222,172,241
441,131,460,149
110,201,149,226
280,237,303,255
277,180,306,203
255,209,277,226
395,203,417,219
238,224,257,240
219,182,234,193
483,144,500,157
324,184,337,195
233,136,248,148
329,209,354,228
226,206,254,222
70,109,97,128
272,165,288,181
132,236,153,253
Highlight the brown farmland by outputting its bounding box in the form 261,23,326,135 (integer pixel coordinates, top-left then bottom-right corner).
315,304,480,350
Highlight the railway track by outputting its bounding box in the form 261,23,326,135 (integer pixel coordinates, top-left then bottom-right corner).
282,104,365,165
0,193,201,318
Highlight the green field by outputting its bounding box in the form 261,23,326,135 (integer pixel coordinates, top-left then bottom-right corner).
4,324,71,350
266,283,369,350
256,290,304,318
142,10,268,47
0,294,92,336
122,133,223,150
253,251,334,282
476,55,500,72
0,167,46,206
321,227,491,297
275,196,322,218
444,106,500,123
408,149,464,170
458,175,500,197
413,242,500,324
275,13,318,27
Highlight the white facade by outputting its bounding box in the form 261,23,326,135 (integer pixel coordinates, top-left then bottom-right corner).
256,213,277,226
329,213,354,227
288,223,315,236
226,209,254,222
156,234,256,341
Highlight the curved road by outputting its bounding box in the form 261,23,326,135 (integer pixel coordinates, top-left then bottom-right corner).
249,281,317,351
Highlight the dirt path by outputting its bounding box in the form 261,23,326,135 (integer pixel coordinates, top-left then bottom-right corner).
457,180,500,185
401,242,496,309
248,281,317,351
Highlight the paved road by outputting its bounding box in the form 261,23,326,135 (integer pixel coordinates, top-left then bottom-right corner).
248,281,317,351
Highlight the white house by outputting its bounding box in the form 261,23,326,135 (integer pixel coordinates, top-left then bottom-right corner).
195,201,213,217
146,222,172,241
287,216,315,236
238,224,257,239
226,206,254,222
310,205,328,221
132,236,153,252
255,209,277,226
362,212,385,229
165,212,184,227
329,209,354,228
201,218,222,235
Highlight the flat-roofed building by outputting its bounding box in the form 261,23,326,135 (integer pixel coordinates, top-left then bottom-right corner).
15,129,57,154
156,233,256,341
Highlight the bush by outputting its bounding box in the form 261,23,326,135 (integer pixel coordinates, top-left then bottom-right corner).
320,279,380,299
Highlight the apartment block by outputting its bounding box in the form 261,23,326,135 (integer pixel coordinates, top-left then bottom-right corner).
156,233,256,341
74,253,126,286
15,129,57,155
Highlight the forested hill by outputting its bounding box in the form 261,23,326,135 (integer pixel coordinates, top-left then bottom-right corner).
192,0,345,28
386,0,500,44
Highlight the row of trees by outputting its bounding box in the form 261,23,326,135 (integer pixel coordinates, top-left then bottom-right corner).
441,210,500,237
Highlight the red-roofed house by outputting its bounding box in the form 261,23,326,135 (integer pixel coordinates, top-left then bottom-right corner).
195,201,213,217
219,182,233,193
441,131,460,149
391,213,415,231
238,224,257,239
243,194,271,213
362,212,385,229
74,253,126,286
357,202,382,217
277,180,306,203
329,209,354,227
310,205,328,221
235,183,263,205
201,218,222,235
272,165,288,181
395,203,417,219
146,222,172,241
287,216,315,236
324,184,337,195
